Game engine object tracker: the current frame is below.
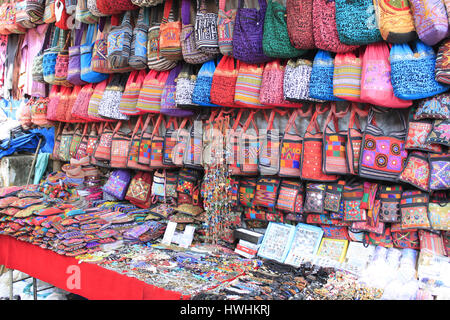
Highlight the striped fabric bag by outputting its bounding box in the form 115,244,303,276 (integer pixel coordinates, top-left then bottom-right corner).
135,70,170,113
419,230,447,256
253,178,281,210
333,49,364,102
217,0,237,56
87,78,114,121
127,115,152,171
238,111,260,174
234,62,268,109
119,70,146,116
76,0,98,24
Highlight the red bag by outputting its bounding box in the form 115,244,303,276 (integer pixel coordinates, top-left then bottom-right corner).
286,0,315,50
238,110,260,174
419,230,447,256
55,86,73,122
346,103,369,175
110,121,132,169
210,55,239,107
85,123,101,158
93,122,115,161
301,105,339,182
54,0,70,30
149,114,167,169
65,85,85,123
125,171,153,208
97,0,136,15
127,115,153,172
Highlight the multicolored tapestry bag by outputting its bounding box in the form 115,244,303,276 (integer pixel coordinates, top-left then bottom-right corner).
252,177,280,210
429,153,450,191
323,180,345,213
400,190,431,229
276,180,304,214
342,184,366,222
303,183,326,214
238,177,257,208
398,151,431,191
379,185,402,223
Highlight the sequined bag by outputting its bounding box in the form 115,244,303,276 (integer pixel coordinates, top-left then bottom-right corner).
125,171,153,208
303,183,326,214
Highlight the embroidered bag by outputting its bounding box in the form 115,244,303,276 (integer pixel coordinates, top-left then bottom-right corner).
312,0,359,53
429,153,450,191
435,39,450,85
414,92,450,120
253,177,280,210
136,70,170,113
309,50,344,102
163,117,185,166
127,115,152,171
409,0,448,46
52,123,62,160
103,169,131,200
195,0,220,55
342,183,367,222
346,104,368,175
125,171,153,208
110,121,132,169
323,180,345,213
244,207,284,223
262,0,305,58
148,114,167,169
428,192,449,231
322,103,349,175
137,114,155,166
68,124,84,158
360,42,412,108
400,190,431,229
320,225,349,240
91,17,118,74
379,185,403,223
74,122,89,160
419,230,447,256
276,179,304,214
373,0,417,44
160,63,194,117
398,151,431,191
180,0,215,65
217,0,236,56
301,105,339,182
232,0,271,64
93,122,114,161
72,82,95,121
234,62,267,108
45,85,61,121
303,183,326,214
58,124,74,162
391,226,420,250
239,177,257,208
284,58,323,103
279,107,312,177
43,27,62,85
351,200,385,234
226,109,246,175
98,73,129,120
405,119,443,153
359,107,408,182
151,169,166,198
426,119,450,147
129,7,150,70
119,69,147,116
334,0,383,45
159,0,182,61
390,40,449,100
80,23,109,83
107,11,132,71
54,31,73,87
363,227,393,248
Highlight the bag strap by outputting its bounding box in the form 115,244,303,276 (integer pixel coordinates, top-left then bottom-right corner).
74,23,85,47
322,103,350,133
348,103,369,130
162,0,173,23
231,108,245,131
84,23,95,45
152,114,166,137
242,110,258,135
368,107,408,135
166,117,179,130
306,104,329,135
181,0,190,26
267,108,288,131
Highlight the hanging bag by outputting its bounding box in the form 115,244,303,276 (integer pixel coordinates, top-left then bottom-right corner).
110,121,132,169
163,117,188,166
159,0,182,61
119,69,147,116
262,0,305,58
32,25,53,83
183,116,204,170
103,169,132,200
359,107,408,182
379,185,403,223
346,104,369,175
45,85,62,121
333,48,364,103
68,25,87,86
136,69,170,113
75,0,98,24
54,31,73,87
80,23,109,83
93,121,115,161
26,0,45,23
286,0,314,50
68,123,84,158
410,0,448,46
284,58,323,103
234,61,267,108
43,27,62,85
238,110,259,174
210,55,239,107
390,40,449,100
72,83,96,121
125,171,153,208
217,0,237,56
226,109,246,175
435,39,450,85
334,0,383,45
414,92,450,120
405,119,443,153
148,114,167,168
127,9,148,70
107,11,133,71
137,114,155,166
127,115,153,171
160,63,194,117
98,73,130,120
191,58,221,107
301,105,339,182
175,63,199,108
74,122,89,160
342,182,367,222
195,0,220,55
87,77,114,121
360,42,412,108
309,50,344,102
276,180,304,215
91,17,117,74
58,123,74,162
232,0,271,64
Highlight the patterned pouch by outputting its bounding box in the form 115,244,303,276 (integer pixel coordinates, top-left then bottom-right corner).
342,183,366,222
323,180,346,213
276,180,304,214
238,177,257,208
398,151,431,191
405,120,443,153
379,185,402,223
426,119,450,147
429,153,450,191
252,177,280,210
244,207,284,223
303,183,326,214
400,190,431,229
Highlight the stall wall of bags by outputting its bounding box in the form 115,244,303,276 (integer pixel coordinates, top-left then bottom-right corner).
1,0,449,252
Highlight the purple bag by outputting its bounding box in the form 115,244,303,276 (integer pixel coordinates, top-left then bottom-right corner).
410,0,449,46
160,64,194,117
102,169,132,200
232,0,272,64
67,25,87,86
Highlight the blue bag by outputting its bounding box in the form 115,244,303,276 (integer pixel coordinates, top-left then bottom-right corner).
80,23,109,83
309,50,344,101
390,40,450,100
335,0,383,45
191,57,222,107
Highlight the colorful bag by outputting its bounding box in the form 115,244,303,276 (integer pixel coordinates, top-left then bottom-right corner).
210,55,239,107
232,0,271,64
217,0,236,56
176,167,202,199
148,114,167,169
276,180,304,214
429,153,450,191
160,64,194,117
68,26,87,86
110,121,132,169
45,85,61,121
163,118,188,166
436,39,450,85
346,104,368,175
426,119,450,147
409,0,448,46
301,106,339,182
183,119,203,170
286,0,314,50
43,27,62,85
258,109,285,176
127,115,152,171
226,109,246,175
405,119,442,153
322,104,349,175
239,177,257,208
16,0,35,29
72,83,95,121
414,93,450,120
400,190,431,229
125,171,153,208
333,49,363,102
80,23,109,83
195,0,220,55
91,19,115,74
373,0,417,44
309,50,344,102
93,122,114,161
390,40,449,100
68,124,84,158
312,0,359,53
129,7,150,70
279,107,312,177
85,122,100,158
379,185,403,223
244,207,284,223
284,58,322,102
58,124,74,162
351,200,385,234
75,0,98,24
119,70,146,116
137,114,154,166
342,183,367,222
135,70,170,113
359,108,408,182
419,230,447,256
103,169,131,200
238,111,259,174
335,0,383,45
253,177,280,210
428,200,450,231
54,32,73,87
151,169,166,198
159,0,182,61
26,0,45,23
262,0,305,58
175,63,198,108
303,183,326,214
398,151,431,191
320,225,349,240
234,62,266,108
392,228,420,250
191,58,221,107
180,0,214,65
323,180,345,213
107,11,132,71
360,42,413,108
98,74,129,120
74,122,89,159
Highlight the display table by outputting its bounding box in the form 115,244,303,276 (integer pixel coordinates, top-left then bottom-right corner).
0,235,189,300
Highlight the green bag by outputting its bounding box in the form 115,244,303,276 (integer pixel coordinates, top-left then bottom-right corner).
262,0,306,58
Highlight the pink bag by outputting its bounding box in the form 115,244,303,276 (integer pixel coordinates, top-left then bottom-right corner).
360,42,412,108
